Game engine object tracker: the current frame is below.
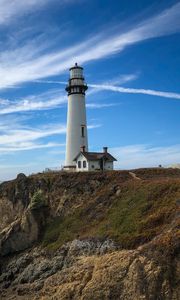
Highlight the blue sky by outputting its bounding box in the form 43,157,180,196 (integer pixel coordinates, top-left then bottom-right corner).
0,0,180,181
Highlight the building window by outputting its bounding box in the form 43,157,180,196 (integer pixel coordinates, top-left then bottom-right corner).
83,161,87,168
78,161,81,168
91,165,94,168
81,126,85,137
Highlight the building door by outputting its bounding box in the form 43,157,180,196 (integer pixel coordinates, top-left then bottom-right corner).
100,159,104,171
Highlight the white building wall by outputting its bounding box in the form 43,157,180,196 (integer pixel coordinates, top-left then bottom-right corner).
76,154,89,172
104,161,113,170
75,155,114,172
89,160,101,171
65,94,88,167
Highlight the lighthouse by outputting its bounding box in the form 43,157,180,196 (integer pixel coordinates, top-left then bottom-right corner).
64,63,117,172
64,63,88,170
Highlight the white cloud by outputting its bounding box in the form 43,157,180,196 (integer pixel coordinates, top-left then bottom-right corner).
34,75,180,102
0,142,64,153
1,79,179,117
0,83,117,115
0,117,100,154
87,74,139,96
87,124,102,129
0,0,68,25
0,98,10,105
0,3,180,89
0,124,66,145
0,0,48,24
111,144,180,169
0,89,67,115
86,103,117,109
88,84,180,100
106,74,139,86
0,121,66,155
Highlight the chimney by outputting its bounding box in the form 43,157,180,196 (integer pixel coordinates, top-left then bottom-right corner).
80,146,86,153
103,147,108,153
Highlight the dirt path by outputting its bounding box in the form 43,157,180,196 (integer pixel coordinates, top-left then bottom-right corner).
129,172,141,180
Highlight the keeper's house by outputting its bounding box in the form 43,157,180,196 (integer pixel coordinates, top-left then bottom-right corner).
73,146,117,172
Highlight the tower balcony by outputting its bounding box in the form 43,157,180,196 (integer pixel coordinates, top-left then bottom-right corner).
66,82,88,95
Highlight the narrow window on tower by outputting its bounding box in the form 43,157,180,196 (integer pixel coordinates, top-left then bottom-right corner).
81,126,85,137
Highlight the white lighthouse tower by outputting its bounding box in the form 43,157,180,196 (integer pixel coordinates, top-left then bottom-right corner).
64,63,88,170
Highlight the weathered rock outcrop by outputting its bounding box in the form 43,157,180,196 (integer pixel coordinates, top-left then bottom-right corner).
0,227,179,300
0,169,179,299
0,178,49,256
0,206,49,256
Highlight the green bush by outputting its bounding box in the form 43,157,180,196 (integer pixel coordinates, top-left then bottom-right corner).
29,190,46,210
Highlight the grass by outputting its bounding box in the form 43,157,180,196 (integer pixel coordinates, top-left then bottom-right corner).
42,212,84,250
41,177,180,251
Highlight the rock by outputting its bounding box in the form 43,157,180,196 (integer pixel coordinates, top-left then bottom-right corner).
16,173,27,180
0,169,180,299
0,205,49,256
116,188,121,196
0,229,179,299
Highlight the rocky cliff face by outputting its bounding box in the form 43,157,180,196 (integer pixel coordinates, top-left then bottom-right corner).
0,169,180,299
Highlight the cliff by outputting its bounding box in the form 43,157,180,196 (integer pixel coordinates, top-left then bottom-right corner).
0,169,179,299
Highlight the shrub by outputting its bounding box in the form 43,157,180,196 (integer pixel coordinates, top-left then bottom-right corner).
29,190,46,210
